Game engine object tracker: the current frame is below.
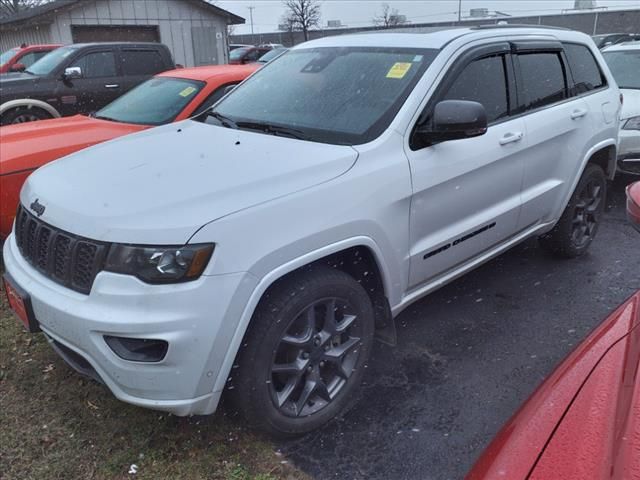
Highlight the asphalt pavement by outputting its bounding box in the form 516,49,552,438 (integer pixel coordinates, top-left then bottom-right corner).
282,175,640,480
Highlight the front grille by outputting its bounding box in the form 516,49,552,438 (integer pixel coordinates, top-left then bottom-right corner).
14,205,109,294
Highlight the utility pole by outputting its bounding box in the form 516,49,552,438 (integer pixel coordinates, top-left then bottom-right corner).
458,0,462,22
248,6,255,44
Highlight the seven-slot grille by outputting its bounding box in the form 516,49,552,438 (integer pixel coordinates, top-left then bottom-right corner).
14,205,109,294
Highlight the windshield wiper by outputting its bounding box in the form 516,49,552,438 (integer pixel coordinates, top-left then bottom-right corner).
207,110,238,129
22,69,35,75
236,121,309,140
93,114,121,123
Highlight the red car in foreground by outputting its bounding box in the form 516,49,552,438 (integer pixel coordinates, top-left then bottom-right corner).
0,63,259,238
468,182,640,480
0,44,61,74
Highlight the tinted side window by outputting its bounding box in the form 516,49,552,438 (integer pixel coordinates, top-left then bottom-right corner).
563,43,605,94
121,50,166,75
517,52,566,111
71,51,117,78
245,49,264,62
192,83,239,116
19,51,48,67
443,55,509,123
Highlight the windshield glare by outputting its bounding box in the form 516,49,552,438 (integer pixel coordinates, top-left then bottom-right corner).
603,50,640,89
0,47,19,66
213,47,437,145
26,46,76,75
95,77,204,125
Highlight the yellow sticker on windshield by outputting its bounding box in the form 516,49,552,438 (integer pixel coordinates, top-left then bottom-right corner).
386,62,412,79
179,86,197,97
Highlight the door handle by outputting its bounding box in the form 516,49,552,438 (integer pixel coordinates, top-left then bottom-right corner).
104,84,120,89
571,108,588,120
499,132,523,146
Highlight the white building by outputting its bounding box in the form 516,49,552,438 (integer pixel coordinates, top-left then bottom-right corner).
0,0,244,67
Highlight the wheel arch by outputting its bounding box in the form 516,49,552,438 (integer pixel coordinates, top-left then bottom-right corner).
211,237,395,395
0,99,61,120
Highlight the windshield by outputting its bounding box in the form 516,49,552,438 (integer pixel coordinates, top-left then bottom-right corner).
26,46,76,75
213,47,438,145
230,47,251,61
95,77,204,125
603,50,640,89
0,47,19,66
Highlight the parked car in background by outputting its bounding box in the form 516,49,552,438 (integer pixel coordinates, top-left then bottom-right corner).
259,43,285,49
2,26,621,437
0,42,174,125
0,43,61,74
628,182,640,231
602,41,640,174
592,32,639,48
0,63,259,239
228,45,271,64
256,47,288,64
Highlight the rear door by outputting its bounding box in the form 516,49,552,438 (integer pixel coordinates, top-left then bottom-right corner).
118,47,170,93
514,42,597,229
405,43,527,288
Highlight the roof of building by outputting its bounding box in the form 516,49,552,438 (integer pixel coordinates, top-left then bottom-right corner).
0,0,245,26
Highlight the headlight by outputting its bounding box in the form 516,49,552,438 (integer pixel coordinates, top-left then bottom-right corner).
105,244,214,283
623,116,640,130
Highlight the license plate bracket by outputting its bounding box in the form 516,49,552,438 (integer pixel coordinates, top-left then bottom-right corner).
3,273,40,333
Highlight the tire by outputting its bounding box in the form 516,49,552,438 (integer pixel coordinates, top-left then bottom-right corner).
1,106,52,125
539,164,607,258
230,266,375,437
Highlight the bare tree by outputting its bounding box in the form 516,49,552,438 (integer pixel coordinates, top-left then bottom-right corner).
282,0,321,42
278,13,297,46
373,3,407,28
0,0,48,17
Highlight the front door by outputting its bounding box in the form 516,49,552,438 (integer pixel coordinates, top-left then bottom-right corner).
56,49,121,115
405,45,526,289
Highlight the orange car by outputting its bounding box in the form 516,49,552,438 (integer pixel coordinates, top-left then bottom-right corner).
0,63,259,238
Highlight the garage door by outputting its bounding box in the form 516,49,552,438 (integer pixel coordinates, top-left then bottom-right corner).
71,25,160,43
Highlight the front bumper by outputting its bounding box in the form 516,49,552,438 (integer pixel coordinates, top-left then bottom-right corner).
3,234,256,416
617,128,640,175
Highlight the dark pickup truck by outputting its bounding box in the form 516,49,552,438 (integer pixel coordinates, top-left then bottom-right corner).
0,42,174,125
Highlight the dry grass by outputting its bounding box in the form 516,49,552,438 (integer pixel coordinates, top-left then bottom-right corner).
0,280,306,480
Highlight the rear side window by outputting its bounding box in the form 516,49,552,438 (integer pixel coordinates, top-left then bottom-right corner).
563,43,606,94
442,55,509,123
70,51,117,78
517,52,566,111
121,50,166,76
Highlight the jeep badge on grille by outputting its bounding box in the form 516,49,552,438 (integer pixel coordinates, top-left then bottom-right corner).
30,199,45,217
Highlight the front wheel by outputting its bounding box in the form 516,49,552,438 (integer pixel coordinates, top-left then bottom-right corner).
1,106,53,125
539,164,607,258
230,266,375,437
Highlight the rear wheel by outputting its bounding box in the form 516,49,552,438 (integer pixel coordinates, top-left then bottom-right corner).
231,266,374,437
1,106,52,125
539,164,606,258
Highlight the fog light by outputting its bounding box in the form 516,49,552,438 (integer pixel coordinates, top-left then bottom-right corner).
104,336,168,362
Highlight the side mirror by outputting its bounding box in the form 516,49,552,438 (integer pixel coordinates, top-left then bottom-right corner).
9,63,26,72
415,100,488,145
63,66,82,80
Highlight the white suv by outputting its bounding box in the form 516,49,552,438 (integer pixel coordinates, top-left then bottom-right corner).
602,41,640,174
3,26,620,436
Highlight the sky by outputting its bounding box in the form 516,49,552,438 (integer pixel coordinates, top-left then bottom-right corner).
216,0,640,34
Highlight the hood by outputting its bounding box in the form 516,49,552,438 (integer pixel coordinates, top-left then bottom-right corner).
0,71,38,85
621,88,640,120
21,120,358,244
0,115,146,175
467,292,640,480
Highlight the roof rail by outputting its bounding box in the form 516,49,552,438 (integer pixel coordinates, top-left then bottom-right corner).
471,24,569,31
